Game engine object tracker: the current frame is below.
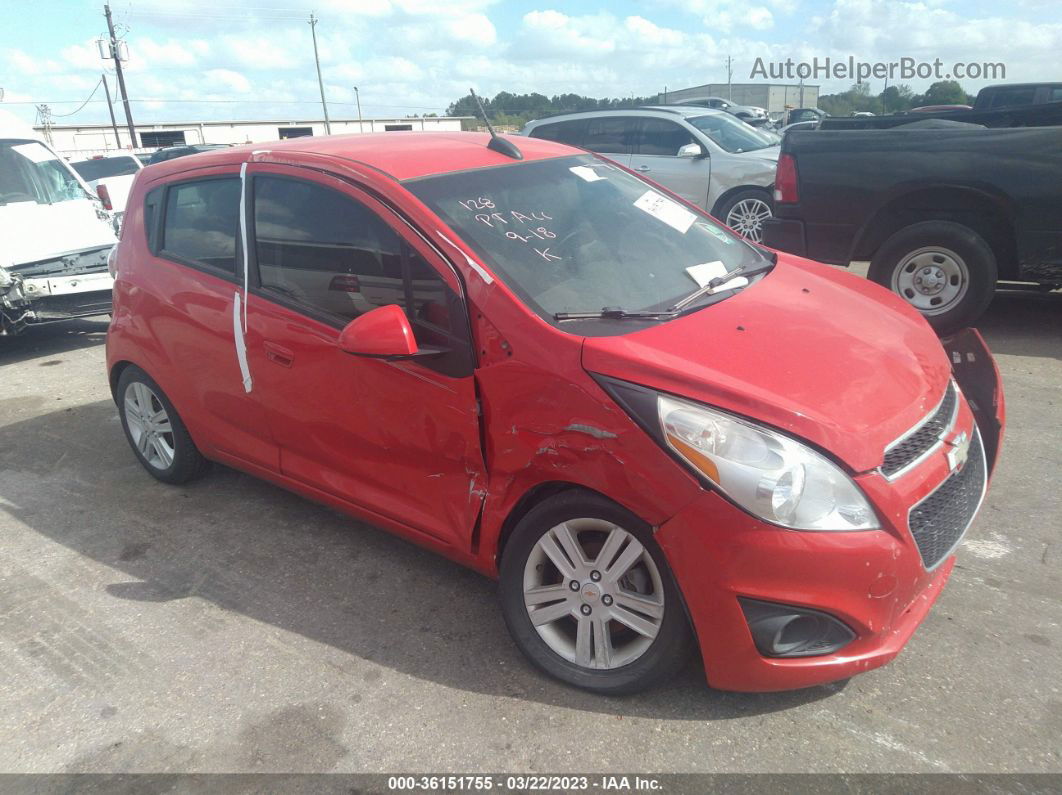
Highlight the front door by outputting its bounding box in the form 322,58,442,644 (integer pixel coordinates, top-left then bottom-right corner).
628,118,711,209
241,164,485,548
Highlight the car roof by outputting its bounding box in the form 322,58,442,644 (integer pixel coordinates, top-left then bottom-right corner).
141,131,579,182
524,106,726,127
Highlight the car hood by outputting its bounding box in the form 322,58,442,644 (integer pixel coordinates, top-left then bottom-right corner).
582,256,953,473
0,199,116,268
730,146,779,163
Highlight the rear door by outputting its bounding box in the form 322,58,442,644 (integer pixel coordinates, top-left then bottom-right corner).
580,116,634,168
242,163,486,547
628,118,710,209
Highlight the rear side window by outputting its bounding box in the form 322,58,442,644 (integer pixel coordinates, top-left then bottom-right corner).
160,178,241,275
634,119,696,156
988,87,1036,108
528,119,587,146
582,117,634,154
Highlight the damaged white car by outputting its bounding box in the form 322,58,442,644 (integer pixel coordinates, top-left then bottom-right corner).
1,111,117,336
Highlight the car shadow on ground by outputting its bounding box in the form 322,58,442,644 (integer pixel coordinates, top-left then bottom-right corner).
0,318,109,367
976,288,1061,361
0,399,844,722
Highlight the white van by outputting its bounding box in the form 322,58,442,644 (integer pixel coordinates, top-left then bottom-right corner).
0,110,118,335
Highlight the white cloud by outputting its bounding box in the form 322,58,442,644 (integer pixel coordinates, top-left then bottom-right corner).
204,68,252,94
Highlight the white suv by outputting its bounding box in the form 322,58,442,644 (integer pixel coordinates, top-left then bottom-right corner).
521,107,779,242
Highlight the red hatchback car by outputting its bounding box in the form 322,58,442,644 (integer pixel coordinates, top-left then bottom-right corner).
106,132,1004,694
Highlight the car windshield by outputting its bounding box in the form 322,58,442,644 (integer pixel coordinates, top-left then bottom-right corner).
407,155,766,327
0,139,91,206
686,114,777,153
71,156,140,181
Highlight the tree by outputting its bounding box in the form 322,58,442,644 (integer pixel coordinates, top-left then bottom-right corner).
917,80,968,107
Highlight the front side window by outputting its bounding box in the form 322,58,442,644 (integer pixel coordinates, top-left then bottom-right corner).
161,178,240,274
252,176,466,348
0,139,91,206
407,155,768,332
635,119,696,156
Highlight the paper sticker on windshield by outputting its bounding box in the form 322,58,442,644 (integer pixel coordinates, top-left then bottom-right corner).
11,142,58,165
569,165,606,182
634,190,696,234
686,261,728,287
696,221,734,244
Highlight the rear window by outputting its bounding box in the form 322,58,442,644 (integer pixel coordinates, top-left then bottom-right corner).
70,156,140,182
161,178,241,275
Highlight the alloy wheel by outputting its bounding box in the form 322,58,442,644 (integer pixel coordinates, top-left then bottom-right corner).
522,518,665,670
123,382,176,471
725,198,773,242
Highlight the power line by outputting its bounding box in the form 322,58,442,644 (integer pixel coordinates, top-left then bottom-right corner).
50,78,104,117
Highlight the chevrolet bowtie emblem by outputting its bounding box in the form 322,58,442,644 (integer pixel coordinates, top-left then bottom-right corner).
946,431,970,472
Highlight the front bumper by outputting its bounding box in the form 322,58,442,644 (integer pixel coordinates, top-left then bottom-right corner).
657,388,995,692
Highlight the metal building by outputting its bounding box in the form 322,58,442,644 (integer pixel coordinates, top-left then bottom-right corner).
661,83,820,117
35,115,473,159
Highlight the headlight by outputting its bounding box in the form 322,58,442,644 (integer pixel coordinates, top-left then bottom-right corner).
657,395,879,531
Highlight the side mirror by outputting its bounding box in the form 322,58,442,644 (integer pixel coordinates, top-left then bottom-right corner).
678,142,706,159
338,304,418,358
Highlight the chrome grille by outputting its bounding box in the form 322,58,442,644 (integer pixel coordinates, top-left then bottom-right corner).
907,429,986,570
882,382,958,478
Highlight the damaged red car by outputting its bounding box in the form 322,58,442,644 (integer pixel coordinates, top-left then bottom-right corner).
106,132,1004,694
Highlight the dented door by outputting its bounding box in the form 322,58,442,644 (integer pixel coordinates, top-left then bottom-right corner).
242,161,486,548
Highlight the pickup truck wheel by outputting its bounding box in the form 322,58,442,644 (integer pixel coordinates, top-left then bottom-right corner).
117,365,210,484
869,221,997,334
499,491,692,695
719,190,774,243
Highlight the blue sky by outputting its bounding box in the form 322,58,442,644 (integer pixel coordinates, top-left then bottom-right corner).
2,0,1059,125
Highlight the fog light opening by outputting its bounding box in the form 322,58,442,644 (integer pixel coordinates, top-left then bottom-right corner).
740,598,856,658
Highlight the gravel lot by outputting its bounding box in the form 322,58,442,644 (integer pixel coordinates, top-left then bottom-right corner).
0,288,1059,774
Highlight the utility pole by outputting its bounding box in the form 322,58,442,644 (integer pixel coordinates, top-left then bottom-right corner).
36,104,54,146
309,13,331,134
103,3,136,147
882,75,888,115
353,85,363,133
726,56,733,101
101,73,121,148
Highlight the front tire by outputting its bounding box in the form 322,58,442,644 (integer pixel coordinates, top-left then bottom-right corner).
499,491,692,695
718,189,774,243
117,365,209,484
868,221,997,334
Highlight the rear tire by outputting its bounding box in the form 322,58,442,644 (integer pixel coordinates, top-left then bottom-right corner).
116,365,209,484
499,490,693,695
868,221,997,335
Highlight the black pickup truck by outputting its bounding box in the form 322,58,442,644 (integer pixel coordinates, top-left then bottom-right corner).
763,124,1062,332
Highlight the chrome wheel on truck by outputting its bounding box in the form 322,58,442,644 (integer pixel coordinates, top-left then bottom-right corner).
499,490,691,694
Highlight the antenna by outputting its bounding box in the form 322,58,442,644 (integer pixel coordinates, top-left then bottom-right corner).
469,88,522,160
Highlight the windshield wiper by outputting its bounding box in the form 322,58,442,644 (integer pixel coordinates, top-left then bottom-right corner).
554,307,679,322
668,258,775,312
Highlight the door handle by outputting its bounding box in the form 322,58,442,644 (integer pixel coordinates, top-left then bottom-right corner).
263,341,294,367
635,165,650,172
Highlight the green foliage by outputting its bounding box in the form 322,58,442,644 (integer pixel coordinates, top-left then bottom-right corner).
447,91,660,128
818,80,975,117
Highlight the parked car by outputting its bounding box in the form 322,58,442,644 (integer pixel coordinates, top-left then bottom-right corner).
0,110,116,336
973,82,1062,110
673,97,769,122
763,125,1062,332
107,131,1004,694
780,120,820,136
145,143,231,165
70,153,143,220
521,107,779,242
784,108,826,126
